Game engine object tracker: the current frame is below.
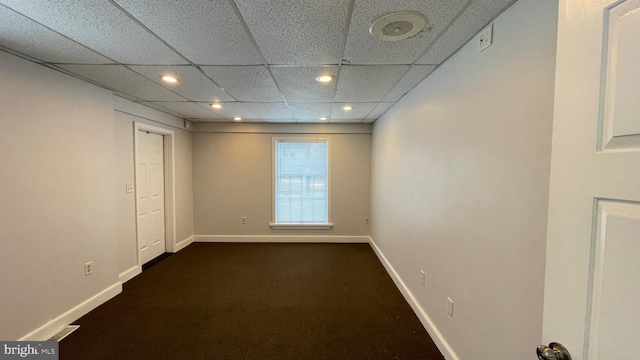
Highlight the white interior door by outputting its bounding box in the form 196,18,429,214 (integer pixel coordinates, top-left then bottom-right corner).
136,130,166,265
542,0,640,359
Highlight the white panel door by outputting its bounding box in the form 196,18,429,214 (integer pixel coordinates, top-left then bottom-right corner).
542,0,640,359
136,130,166,265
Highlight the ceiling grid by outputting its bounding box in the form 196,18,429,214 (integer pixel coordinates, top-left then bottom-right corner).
0,0,517,123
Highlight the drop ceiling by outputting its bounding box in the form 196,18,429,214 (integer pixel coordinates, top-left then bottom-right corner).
0,0,516,123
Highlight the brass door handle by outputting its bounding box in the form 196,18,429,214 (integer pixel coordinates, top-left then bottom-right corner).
537,342,571,360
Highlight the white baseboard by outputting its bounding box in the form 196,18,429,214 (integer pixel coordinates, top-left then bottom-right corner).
174,235,194,252
119,265,141,284
368,237,459,360
195,235,369,243
19,282,122,341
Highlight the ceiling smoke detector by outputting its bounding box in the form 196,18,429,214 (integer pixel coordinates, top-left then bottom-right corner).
369,11,428,41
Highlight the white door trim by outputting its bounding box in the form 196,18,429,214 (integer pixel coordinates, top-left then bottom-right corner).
134,122,176,266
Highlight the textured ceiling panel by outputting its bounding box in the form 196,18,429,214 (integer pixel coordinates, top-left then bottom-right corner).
202,102,259,120
128,65,234,102
0,5,112,64
0,0,517,124
113,91,144,102
114,0,263,65
57,64,184,101
138,101,186,118
150,102,223,119
233,0,351,65
330,102,376,120
189,118,231,123
335,65,408,102
366,102,394,120
342,0,468,65
271,66,339,103
383,65,437,101
242,103,294,121
0,0,186,64
200,66,282,102
416,0,516,64
288,102,333,121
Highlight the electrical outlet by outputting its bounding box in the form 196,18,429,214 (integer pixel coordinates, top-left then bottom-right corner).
479,23,493,52
84,262,92,276
125,183,134,193
242,216,247,225
364,217,370,224
447,297,454,317
420,270,425,286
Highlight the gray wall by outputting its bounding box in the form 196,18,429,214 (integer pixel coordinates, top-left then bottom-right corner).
369,0,558,358
0,50,118,340
193,123,371,240
0,49,194,340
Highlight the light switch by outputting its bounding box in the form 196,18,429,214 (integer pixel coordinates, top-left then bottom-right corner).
126,183,134,193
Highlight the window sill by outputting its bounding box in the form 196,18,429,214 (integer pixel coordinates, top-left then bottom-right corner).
269,223,334,230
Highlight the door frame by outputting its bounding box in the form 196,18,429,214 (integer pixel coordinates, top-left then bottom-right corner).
133,122,176,266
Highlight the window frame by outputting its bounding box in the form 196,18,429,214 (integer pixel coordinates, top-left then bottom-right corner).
270,137,333,230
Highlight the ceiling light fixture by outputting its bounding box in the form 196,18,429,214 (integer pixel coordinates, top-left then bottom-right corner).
161,74,179,84
315,74,334,83
370,11,428,42
233,117,242,121
342,106,353,111
210,103,222,109
320,117,328,121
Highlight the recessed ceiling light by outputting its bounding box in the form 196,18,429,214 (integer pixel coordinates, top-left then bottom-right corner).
210,103,222,109
315,74,334,83
320,117,328,121
161,74,179,84
342,106,353,111
233,117,242,121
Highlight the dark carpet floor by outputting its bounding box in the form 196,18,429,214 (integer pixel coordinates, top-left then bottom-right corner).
61,243,444,359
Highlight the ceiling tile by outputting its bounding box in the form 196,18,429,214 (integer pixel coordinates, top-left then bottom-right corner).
0,0,518,125
0,0,186,64
330,102,376,120
233,0,351,65
0,5,112,64
335,65,408,102
57,64,184,101
416,0,517,64
138,101,186,118
150,102,223,119
366,102,394,120
200,66,282,102
190,118,231,123
113,92,144,103
200,102,259,120
271,66,338,103
342,0,468,65
128,65,234,102
113,0,263,65
288,103,333,121
242,103,293,121
383,65,436,101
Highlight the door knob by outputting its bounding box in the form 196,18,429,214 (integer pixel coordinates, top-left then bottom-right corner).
537,342,571,360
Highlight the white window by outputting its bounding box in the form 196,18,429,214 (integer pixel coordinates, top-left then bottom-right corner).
271,138,332,229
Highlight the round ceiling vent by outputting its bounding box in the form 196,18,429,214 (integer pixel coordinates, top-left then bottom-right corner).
369,11,428,41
